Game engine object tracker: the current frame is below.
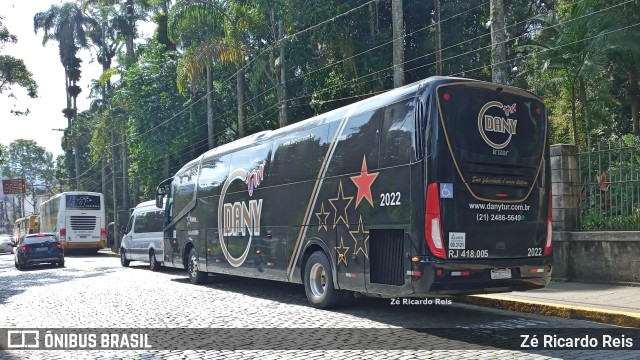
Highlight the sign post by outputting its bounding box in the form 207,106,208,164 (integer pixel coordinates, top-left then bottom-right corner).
2,179,26,195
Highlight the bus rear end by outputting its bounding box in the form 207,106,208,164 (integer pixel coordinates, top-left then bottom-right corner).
418,80,551,295
60,193,106,251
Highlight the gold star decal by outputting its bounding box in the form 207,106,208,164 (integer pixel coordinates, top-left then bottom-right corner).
348,216,370,258
335,237,350,266
328,180,353,228
315,202,330,232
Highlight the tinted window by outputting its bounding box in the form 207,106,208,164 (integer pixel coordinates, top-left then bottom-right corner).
438,85,545,163
173,161,200,218
379,99,414,168
144,211,164,233
125,215,134,234
271,125,329,183
133,212,146,233
66,195,101,210
327,111,381,177
198,155,231,198
24,235,57,244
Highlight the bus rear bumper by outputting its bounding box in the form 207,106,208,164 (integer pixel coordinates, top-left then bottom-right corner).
61,240,105,251
410,257,552,296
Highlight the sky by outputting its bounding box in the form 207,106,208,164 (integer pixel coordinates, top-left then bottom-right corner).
0,0,154,158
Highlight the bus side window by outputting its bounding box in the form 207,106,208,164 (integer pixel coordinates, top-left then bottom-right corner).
328,110,381,177
271,126,328,184
379,100,414,168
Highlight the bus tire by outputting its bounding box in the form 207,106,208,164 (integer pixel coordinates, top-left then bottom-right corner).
187,248,207,285
120,249,130,267
304,251,342,309
149,250,161,272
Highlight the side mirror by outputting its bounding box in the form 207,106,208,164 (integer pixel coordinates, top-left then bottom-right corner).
156,193,164,209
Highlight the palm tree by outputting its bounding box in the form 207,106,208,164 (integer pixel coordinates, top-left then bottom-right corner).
34,2,97,190
169,0,248,147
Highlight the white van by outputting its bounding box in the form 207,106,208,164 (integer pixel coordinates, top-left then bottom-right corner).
120,200,164,271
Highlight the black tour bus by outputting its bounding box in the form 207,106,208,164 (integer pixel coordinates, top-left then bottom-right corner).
152,76,552,309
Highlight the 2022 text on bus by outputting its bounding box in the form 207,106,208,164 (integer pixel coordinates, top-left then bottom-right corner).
39,192,106,251
154,76,552,308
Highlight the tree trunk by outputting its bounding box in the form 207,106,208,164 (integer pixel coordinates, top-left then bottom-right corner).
578,77,589,148
490,0,508,84
571,81,577,145
121,134,129,215
73,138,81,190
433,0,442,76
206,64,215,149
111,131,118,252
391,0,405,88
125,0,135,65
133,176,140,206
278,20,288,128
237,67,247,138
101,156,107,204
369,2,376,43
629,61,639,135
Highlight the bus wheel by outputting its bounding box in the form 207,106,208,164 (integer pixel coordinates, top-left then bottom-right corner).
149,250,161,272
120,249,130,267
187,248,207,285
304,251,342,309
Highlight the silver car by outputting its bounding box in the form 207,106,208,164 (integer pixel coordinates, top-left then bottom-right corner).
0,235,14,254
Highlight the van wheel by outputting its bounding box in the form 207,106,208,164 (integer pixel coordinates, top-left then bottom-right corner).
304,251,342,309
187,248,207,285
120,249,130,267
149,250,161,272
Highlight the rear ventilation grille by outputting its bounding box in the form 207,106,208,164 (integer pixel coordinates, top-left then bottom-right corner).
369,229,404,286
70,216,97,230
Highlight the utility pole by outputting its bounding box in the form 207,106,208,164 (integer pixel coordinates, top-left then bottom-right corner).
392,0,405,87
490,0,508,84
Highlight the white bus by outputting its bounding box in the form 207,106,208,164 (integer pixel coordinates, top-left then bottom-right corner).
39,192,106,251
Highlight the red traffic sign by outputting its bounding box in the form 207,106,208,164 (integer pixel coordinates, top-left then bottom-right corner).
2,179,26,194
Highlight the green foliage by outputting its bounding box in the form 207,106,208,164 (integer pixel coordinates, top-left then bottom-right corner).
0,16,38,115
0,139,55,197
114,39,200,198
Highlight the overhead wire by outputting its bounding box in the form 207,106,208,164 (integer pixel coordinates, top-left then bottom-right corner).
72,0,630,192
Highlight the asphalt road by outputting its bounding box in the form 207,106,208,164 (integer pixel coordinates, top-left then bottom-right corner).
0,250,637,359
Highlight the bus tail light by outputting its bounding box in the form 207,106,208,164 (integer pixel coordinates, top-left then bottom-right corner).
60,228,66,239
101,228,106,238
544,191,553,256
425,183,446,259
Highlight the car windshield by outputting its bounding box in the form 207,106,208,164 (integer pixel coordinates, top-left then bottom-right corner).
23,236,57,245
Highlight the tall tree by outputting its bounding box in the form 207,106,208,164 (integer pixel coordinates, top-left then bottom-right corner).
34,3,97,190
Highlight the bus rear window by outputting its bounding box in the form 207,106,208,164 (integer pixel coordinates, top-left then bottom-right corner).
65,195,101,210
437,84,546,164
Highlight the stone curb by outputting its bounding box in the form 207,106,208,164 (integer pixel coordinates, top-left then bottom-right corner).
98,249,120,258
459,295,640,328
